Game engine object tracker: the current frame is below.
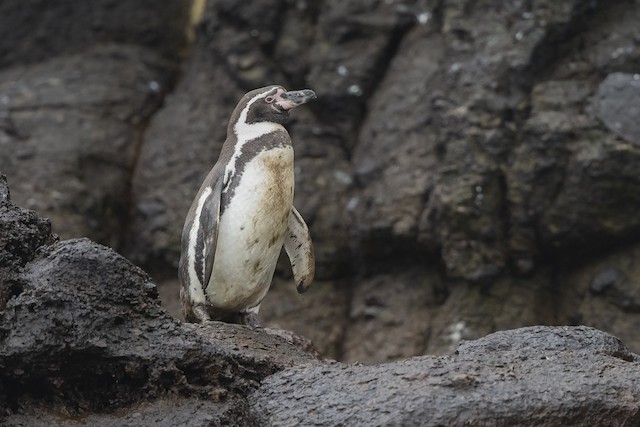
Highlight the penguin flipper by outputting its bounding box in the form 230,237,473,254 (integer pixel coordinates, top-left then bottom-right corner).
284,206,315,294
199,176,223,293
178,174,223,308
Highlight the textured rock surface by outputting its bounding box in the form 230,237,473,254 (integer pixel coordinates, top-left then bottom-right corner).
596,73,640,145
0,174,56,311
0,0,196,67
251,326,640,426
0,45,175,248
2,0,640,363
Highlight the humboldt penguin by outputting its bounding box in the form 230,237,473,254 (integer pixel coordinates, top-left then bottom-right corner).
178,85,316,328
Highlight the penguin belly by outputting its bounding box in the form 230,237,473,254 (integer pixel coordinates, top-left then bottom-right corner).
207,146,294,312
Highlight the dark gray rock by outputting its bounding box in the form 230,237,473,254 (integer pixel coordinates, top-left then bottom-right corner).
0,45,175,248
251,326,640,426
0,175,55,270
0,0,195,68
596,72,640,145
259,277,350,359
557,242,640,353
0,238,318,417
507,2,640,266
4,398,252,427
306,0,418,136
340,266,442,363
456,325,638,360
0,175,56,311
0,175,9,203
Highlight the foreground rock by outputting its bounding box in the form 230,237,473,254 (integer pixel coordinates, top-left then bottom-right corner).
252,326,640,426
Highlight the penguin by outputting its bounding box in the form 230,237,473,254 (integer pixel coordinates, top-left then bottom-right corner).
178,85,316,328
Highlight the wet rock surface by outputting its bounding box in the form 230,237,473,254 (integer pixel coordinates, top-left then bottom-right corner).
252,326,640,426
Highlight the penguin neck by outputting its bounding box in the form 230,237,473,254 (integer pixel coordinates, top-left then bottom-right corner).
231,91,285,142
223,95,287,187
233,120,284,143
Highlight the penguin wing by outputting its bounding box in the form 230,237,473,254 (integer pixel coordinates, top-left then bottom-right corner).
178,172,223,313
199,176,223,291
284,206,315,293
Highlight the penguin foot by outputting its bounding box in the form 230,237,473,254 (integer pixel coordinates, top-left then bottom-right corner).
241,311,262,329
185,303,211,323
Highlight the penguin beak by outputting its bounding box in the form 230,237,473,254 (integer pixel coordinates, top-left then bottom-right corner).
274,89,317,111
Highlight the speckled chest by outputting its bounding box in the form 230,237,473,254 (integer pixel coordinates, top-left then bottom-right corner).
220,145,295,223
206,131,295,310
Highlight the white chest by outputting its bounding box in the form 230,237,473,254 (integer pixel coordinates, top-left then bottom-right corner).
207,146,295,311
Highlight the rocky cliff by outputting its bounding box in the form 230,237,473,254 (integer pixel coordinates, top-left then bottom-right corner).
1,0,640,364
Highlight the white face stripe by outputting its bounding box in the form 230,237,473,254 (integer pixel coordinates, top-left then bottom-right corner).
187,185,212,303
224,89,285,186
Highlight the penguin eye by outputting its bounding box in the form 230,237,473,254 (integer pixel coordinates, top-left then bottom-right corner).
265,96,274,103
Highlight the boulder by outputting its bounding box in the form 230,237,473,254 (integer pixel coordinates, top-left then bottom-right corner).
252,326,640,426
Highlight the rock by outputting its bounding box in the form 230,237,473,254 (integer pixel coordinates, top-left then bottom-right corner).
507,2,640,267
0,45,176,248
251,326,640,426
260,278,350,360
4,398,251,427
306,0,417,135
557,243,640,352
0,175,55,270
0,175,9,202
425,276,557,356
0,238,318,417
596,72,640,144
590,267,622,295
340,266,442,363
0,0,196,68
0,175,56,311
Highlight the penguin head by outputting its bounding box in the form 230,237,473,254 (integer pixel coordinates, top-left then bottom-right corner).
236,85,317,126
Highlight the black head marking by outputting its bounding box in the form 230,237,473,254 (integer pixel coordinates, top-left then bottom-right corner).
229,85,317,128
246,86,290,125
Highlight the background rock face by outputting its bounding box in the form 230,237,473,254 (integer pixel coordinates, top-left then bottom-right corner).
2,0,640,362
